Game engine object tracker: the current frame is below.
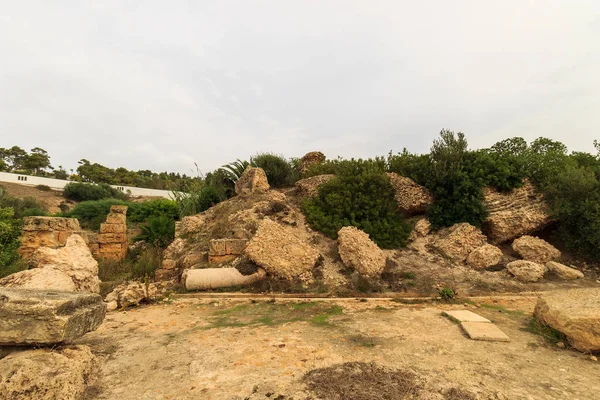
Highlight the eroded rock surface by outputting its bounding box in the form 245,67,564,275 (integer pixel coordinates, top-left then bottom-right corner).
244,219,320,279
483,181,552,243
0,267,76,292
466,244,502,270
430,223,487,262
295,174,336,198
545,261,584,280
506,260,546,282
104,281,159,311
512,235,561,264
235,167,270,195
386,173,433,215
18,216,82,259
337,226,386,278
0,288,106,345
0,345,99,400
535,288,600,352
299,151,326,174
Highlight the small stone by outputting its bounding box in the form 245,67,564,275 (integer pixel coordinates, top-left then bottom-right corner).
590,355,598,362
556,342,565,349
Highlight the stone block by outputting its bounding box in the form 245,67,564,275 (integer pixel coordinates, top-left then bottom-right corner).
98,243,123,252
443,310,491,323
208,254,238,264
21,217,81,232
86,233,99,244
209,238,247,256
162,259,178,270
105,213,126,225
98,233,126,244
0,288,106,346
155,269,179,281
110,205,128,215
460,322,510,342
100,223,126,234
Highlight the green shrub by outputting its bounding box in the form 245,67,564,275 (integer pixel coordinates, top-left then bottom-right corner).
305,157,387,178
127,199,178,223
0,207,23,277
134,215,175,249
63,182,128,202
302,172,411,248
65,199,127,230
0,188,48,218
35,184,52,191
251,152,299,187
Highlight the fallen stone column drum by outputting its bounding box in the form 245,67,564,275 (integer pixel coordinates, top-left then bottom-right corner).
183,268,266,291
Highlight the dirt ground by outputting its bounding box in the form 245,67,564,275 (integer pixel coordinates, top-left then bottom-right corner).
78,295,600,400
0,182,68,214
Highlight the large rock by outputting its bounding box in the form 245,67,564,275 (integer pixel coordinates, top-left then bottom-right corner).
483,181,552,243
0,267,76,292
295,174,336,198
104,281,159,311
28,234,100,293
0,288,106,345
299,151,326,174
386,173,433,215
506,260,546,282
244,219,320,279
337,227,386,277
18,216,82,259
0,345,99,400
512,235,561,264
545,261,584,280
534,288,600,352
235,167,270,195
466,244,503,269
430,223,488,262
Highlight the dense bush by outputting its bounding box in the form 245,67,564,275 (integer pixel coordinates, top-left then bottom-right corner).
0,207,23,278
251,153,299,187
0,187,47,218
134,215,175,249
64,182,129,202
302,172,411,248
304,157,387,178
65,199,127,230
127,199,179,223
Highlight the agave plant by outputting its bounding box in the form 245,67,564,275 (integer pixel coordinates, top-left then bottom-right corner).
134,216,175,249
219,159,251,183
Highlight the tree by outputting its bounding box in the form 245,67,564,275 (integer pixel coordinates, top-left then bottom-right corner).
23,147,51,175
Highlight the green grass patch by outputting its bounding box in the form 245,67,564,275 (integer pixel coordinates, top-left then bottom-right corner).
479,303,526,318
523,318,566,345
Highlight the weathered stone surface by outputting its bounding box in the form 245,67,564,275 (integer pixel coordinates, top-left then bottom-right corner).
408,218,431,241
105,213,126,225
97,233,126,244
0,268,76,292
466,244,503,269
295,174,336,198
183,267,267,291
99,223,126,234
506,260,546,282
28,234,100,293
442,310,491,323
0,345,99,400
430,223,487,262
545,261,584,280
512,235,561,263
209,239,247,256
483,181,552,243
386,173,433,215
104,281,158,311
18,217,82,259
299,151,326,174
460,322,510,342
337,226,386,278
0,288,106,345
98,206,128,261
235,167,270,195
534,288,600,352
244,219,320,279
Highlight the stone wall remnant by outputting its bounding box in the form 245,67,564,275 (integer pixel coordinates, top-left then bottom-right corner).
18,216,82,259
98,205,128,261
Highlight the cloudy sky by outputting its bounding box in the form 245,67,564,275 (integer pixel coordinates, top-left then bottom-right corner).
1,1,599,175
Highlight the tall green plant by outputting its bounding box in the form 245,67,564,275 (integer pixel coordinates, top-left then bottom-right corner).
134,216,175,249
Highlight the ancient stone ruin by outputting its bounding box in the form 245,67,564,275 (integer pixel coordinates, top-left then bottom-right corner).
97,205,128,261
18,216,82,259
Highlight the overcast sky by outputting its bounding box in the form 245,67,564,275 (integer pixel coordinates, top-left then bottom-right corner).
1,1,599,175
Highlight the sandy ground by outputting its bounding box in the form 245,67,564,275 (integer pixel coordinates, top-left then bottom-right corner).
78,296,600,400
0,182,67,214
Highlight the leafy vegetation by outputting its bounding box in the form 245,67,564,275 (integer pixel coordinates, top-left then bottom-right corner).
0,207,23,278
302,172,411,248
250,152,300,188
134,216,175,249
63,182,129,202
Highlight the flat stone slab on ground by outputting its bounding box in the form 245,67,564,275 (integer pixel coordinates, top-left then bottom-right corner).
461,322,510,342
0,288,106,346
443,310,491,323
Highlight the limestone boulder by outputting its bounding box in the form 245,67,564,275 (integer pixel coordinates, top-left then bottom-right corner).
235,167,270,195
28,234,100,293
408,218,431,241
337,226,386,278
466,244,503,270
545,261,584,280
295,174,336,198
0,345,99,400
386,173,433,215
482,181,552,243
512,235,561,264
0,267,76,292
244,219,320,279
299,151,326,173
534,288,600,352
506,260,546,282
0,288,106,346
430,223,488,262
104,281,159,311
